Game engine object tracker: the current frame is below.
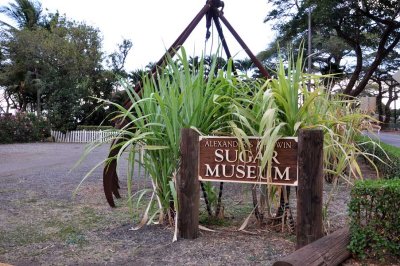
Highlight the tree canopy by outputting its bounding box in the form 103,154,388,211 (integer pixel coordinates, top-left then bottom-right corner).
0,0,132,131
262,0,400,97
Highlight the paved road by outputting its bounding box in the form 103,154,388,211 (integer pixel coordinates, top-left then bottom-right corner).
364,132,400,147
0,143,120,201
0,143,99,176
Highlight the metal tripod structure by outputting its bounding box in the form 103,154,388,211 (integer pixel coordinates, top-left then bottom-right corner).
103,0,270,207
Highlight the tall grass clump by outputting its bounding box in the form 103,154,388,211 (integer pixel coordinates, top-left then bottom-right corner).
225,76,284,225
274,49,380,186
78,45,385,235
227,47,383,230
99,49,242,226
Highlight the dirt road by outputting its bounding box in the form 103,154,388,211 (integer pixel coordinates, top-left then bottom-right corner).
0,143,298,265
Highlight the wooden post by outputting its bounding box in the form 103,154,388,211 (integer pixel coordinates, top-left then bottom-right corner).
177,128,200,239
297,129,324,249
274,227,351,266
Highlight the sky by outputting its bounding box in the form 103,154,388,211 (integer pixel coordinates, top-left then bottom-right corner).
0,0,275,71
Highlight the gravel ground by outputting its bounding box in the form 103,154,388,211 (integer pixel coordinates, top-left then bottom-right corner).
0,142,357,265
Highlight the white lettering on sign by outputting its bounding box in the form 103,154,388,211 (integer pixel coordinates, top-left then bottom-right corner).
199,137,298,186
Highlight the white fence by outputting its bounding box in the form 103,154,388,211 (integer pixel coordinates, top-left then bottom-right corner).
51,130,118,143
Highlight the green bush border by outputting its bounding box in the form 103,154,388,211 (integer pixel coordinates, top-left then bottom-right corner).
357,135,400,178
348,179,400,260
0,113,51,144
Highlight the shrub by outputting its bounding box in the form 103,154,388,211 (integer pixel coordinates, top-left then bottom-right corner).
357,136,400,178
348,179,400,260
0,113,51,144
28,113,52,141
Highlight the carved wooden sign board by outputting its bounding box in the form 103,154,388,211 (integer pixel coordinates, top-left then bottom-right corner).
198,136,298,186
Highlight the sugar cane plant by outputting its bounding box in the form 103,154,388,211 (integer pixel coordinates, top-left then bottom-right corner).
88,49,244,227
223,47,384,231
78,46,384,235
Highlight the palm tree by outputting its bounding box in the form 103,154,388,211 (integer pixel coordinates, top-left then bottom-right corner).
0,0,43,114
234,58,254,76
0,0,42,30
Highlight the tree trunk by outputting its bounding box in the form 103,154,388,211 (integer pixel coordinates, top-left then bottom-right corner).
384,103,392,128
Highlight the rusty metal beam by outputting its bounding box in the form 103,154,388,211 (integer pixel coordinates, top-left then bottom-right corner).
218,12,270,79
132,3,212,94
212,13,237,75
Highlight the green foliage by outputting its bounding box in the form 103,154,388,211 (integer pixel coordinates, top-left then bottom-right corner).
81,45,381,234
0,6,119,131
201,181,218,209
348,179,400,260
231,47,376,225
91,48,240,225
357,136,400,178
116,50,372,224
262,0,400,96
0,113,50,143
256,46,374,186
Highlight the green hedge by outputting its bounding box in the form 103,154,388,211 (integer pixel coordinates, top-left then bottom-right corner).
0,113,51,144
348,179,400,260
357,136,400,178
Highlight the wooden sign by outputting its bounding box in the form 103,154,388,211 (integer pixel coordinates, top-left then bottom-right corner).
198,136,298,186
